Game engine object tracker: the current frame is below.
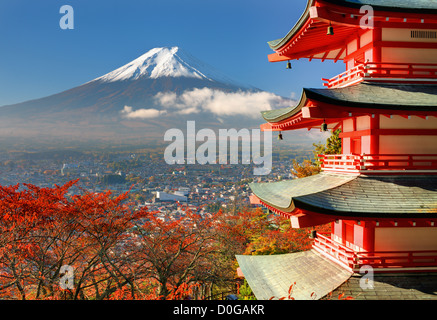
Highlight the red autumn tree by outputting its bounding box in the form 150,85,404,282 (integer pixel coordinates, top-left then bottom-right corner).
222,207,330,256
0,180,149,300
0,179,329,300
0,180,80,299
0,182,239,300
127,204,228,299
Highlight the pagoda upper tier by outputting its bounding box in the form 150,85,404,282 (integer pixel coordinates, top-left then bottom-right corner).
269,0,437,71
261,0,437,171
261,82,437,132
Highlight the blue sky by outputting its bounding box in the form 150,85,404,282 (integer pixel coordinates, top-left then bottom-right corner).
0,0,345,106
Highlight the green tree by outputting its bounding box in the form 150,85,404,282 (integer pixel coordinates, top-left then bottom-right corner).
292,129,342,178
312,128,342,165
238,280,256,300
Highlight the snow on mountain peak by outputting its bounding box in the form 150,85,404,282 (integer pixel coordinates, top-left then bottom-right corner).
93,46,238,85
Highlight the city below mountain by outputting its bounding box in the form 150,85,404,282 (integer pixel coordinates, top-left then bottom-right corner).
0,46,302,149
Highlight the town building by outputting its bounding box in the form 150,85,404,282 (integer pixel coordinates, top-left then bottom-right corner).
155,191,188,203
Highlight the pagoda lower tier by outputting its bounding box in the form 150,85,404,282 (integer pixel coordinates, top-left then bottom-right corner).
250,173,437,273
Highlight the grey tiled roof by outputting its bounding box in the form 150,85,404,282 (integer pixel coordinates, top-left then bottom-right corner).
262,83,437,123
326,0,437,11
249,173,437,218
249,173,356,210
307,83,437,109
237,249,437,300
236,250,353,300
329,274,437,300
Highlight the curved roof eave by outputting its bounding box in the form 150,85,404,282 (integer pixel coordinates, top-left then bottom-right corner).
250,174,437,218
249,173,357,212
268,0,315,51
261,89,308,123
268,0,437,52
323,0,437,14
261,83,437,124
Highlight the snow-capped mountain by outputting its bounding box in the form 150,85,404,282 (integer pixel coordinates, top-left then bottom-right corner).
93,47,243,86
0,47,291,145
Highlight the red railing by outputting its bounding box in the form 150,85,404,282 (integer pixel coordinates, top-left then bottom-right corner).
322,64,365,88
356,251,437,271
319,154,437,173
313,233,437,272
365,62,437,81
318,154,361,172
322,62,437,88
312,232,356,270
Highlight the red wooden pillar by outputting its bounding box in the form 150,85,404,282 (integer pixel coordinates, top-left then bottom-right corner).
350,117,356,154
332,219,346,245
370,115,380,155
372,27,382,63
370,28,382,161
362,222,375,253
342,221,347,245
333,219,375,252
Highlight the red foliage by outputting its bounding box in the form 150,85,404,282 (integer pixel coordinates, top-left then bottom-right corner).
0,180,148,299
0,180,333,300
0,181,233,300
236,208,331,255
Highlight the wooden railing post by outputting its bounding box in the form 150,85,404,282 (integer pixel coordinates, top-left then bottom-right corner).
320,153,437,172
323,62,437,88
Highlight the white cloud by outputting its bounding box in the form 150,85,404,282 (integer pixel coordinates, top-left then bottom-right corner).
307,129,332,141
121,88,296,120
121,106,165,119
154,88,295,118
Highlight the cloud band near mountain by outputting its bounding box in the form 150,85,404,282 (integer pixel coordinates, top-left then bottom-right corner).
121,88,295,119
121,106,166,119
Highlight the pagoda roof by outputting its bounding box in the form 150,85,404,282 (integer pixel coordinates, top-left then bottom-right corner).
236,250,352,300
249,173,437,218
324,0,437,13
268,0,437,62
237,249,437,300
261,83,437,124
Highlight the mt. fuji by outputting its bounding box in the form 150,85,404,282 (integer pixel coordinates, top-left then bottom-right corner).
0,47,293,146
93,47,243,86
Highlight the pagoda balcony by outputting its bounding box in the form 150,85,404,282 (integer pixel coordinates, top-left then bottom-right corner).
318,154,437,174
322,62,437,89
313,233,437,273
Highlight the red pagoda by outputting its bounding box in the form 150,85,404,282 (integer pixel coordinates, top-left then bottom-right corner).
237,0,437,300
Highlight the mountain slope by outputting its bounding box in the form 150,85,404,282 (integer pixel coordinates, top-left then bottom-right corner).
0,47,290,145
1,47,251,116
